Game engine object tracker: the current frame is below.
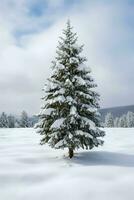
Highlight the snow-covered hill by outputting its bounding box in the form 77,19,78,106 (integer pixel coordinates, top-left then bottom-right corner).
0,128,134,200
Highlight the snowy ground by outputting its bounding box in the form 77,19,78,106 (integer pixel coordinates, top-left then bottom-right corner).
1,128,134,200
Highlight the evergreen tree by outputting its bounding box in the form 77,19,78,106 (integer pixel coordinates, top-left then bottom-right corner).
35,20,105,158
7,115,15,128
118,114,127,127
114,117,119,127
20,111,29,128
126,112,134,127
15,119,20,128
0,112,8,128
105,113,114,127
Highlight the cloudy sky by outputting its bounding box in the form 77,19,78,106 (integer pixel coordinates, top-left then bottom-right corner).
0,0,134,115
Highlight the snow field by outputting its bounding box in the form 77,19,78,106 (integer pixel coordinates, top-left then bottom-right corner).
0,128,134,200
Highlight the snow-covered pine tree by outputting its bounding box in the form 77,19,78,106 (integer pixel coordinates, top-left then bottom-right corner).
114,117,119,127
126,112,134,127
15,120,20,128
20,111,29,128
7,115,15,128
0,112,8,128
118,114,127,127
105,113,114,127
35,20,105,158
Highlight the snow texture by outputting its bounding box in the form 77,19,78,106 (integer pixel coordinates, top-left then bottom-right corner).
1,128,134,200
39,108,55,115
51,118,65,129
70,106,77,115
78,63,91,72
74,75,86,85
75,130,93,138
82,117,96,130
47,95,65,104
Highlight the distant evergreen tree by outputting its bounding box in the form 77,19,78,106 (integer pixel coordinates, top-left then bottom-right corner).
118,114,127,127
20,111,29,128
0,112,8,128
114,117,119,127
15,120,20,128
126,112,134,127
35,20,105,158
105,113,114,127
7,115,15,128
29,116,38,127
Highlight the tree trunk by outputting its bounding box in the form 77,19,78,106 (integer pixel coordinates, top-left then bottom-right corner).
68,148,74,158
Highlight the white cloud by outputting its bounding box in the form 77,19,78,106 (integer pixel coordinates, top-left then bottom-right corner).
47,0,65,8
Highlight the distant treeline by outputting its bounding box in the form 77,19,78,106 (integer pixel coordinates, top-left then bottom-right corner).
1,110,134,128
0,111,38,128
104,111,134,127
